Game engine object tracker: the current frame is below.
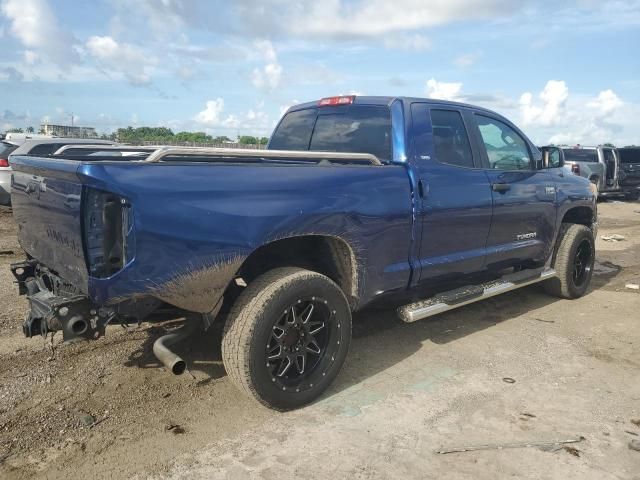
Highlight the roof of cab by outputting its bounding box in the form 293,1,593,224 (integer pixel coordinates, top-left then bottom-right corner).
287,96,500,116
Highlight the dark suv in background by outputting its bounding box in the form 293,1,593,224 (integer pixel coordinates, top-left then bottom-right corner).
617,147,640,200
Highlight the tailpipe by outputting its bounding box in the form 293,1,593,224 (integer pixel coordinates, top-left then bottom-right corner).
153,318,199,375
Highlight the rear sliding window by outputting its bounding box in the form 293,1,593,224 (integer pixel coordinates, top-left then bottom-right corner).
562,149,597,163
270,106,392,162
618,148,640,164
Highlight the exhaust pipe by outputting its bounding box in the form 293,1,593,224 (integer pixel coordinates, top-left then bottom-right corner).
153,318,199,375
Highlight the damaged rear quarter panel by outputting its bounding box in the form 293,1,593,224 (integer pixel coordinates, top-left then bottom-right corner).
82,162,413,313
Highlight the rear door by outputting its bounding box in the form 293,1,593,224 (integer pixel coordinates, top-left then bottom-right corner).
410,103,493,283
470,112,557,270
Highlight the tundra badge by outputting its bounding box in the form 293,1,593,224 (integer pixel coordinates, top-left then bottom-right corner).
516,232,537,240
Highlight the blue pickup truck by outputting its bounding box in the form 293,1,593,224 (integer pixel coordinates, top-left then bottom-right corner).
9,96,597,410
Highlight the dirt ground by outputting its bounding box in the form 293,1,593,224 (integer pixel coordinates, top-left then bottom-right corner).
1,201,639,479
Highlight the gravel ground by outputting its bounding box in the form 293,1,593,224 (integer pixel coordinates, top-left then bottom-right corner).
0,201,639,479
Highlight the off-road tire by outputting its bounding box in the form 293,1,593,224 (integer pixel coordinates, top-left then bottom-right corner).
544,224,595,299
222,267,352,410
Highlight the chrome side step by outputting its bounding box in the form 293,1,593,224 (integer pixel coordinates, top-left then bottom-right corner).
398,268,557,323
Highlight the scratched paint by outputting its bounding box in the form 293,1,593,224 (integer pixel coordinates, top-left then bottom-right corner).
150,255,245,313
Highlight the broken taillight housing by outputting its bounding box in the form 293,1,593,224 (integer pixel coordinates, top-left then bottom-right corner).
83,188,134,278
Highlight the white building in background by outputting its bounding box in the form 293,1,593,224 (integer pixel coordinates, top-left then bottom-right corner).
40,123,98,138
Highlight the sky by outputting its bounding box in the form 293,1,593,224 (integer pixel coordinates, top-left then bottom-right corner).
0,0,639,145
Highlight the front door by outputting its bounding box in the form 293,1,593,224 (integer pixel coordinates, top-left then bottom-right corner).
602,147,618,188
471,113,557,270
410,104,493,284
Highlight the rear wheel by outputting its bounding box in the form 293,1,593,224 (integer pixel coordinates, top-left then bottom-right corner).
544,224,595,299
222,267,352,410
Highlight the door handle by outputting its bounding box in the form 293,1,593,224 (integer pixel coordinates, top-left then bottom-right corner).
491,182,511,193
418,179,427,198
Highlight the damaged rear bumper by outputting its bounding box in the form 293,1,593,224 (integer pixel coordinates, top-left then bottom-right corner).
10,260,114,341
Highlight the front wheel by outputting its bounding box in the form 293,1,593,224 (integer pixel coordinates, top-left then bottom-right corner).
544,224,595,299
222,267,352,410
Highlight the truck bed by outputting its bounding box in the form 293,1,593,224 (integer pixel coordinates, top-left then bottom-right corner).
9,148,411,314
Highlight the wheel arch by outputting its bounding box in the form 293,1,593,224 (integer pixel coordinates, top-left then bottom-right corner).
236,234,360,309
561,205,595,228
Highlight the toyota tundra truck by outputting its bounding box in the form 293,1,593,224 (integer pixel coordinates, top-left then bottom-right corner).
9,96,597,410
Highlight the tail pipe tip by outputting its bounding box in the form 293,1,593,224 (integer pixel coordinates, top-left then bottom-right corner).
152,318,199,375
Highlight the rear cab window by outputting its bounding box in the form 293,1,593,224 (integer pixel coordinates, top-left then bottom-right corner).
562,148,598,163
270,105,392,162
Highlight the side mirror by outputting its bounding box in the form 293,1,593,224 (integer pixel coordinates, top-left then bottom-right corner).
540,147,563,169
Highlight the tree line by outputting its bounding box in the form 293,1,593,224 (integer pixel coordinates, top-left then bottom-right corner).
115,127,269,145
3,126,270,146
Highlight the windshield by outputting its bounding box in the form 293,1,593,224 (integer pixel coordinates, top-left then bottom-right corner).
270,105,392,161
562,148,597,163
618,148,640,164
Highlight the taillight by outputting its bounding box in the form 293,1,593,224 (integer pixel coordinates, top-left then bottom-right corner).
318,95,355,106
571,163,580,175
0,158,9,167
84,188,134,277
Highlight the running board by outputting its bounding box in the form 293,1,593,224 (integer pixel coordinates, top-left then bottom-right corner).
398,268,557,323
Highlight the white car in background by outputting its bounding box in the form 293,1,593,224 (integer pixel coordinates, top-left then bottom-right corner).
0,137,115,205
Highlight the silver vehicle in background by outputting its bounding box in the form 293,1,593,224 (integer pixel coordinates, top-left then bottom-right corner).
540,145,622,197
0,137,115,205
1,133,55,205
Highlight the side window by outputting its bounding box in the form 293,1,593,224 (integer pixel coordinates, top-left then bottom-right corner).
28,143,64,155
429,109,474,168
476,115,532,170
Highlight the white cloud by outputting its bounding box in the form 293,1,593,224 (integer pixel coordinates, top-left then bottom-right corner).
383,34,431,51
251,40,282,91
86,35,157,86
519,80,569,127
194,98,241,128
454,51,482,67
516,81,630,145
193,99,276,136
586,89,623,115
289,0,517,37
254,39,277,63
110,0,187,39
0,0,79,66
425,78,463,101
194,98,225,125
